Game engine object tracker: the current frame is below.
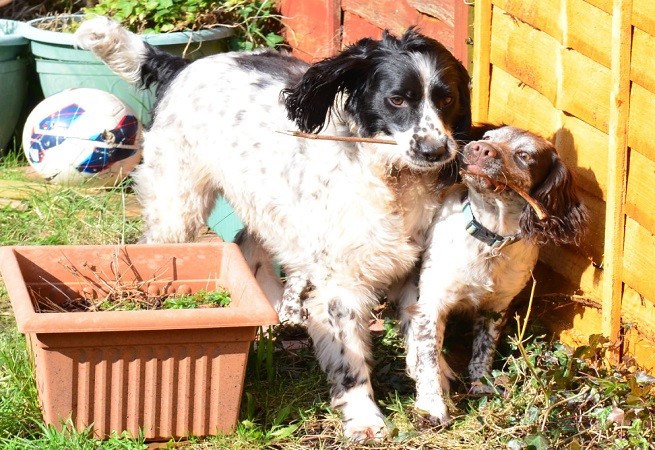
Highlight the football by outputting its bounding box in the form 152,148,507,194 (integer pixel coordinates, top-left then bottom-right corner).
22,88,143,186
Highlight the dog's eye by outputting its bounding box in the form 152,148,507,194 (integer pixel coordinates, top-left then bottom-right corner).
388,96,405,107
517,151,531,161
440,96,453,108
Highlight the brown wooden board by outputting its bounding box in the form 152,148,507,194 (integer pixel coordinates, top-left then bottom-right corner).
633,0,655,34
280,0,340,61
623,217,655,303
492,0,562,42
628,82,655,163
631,28,655,95
566,0,612,68
625,149,655,235
341,0,454,51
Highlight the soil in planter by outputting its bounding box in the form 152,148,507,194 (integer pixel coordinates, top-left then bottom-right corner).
31,259,231,313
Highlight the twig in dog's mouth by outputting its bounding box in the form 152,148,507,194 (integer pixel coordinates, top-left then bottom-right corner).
278,130,397,145
459,170,549,220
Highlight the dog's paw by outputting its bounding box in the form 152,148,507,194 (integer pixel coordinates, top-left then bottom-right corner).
414,396,451,425
343,415,389,443
275,303,305,325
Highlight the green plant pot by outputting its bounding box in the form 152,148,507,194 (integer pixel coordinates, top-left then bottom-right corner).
208,197,244,242
21,15,233,126
0,19,29,152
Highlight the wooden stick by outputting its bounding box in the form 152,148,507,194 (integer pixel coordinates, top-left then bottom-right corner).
459,170,549,220
278,130,397,145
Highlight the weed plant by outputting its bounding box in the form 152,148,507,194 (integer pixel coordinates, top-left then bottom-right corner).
0,156,654,448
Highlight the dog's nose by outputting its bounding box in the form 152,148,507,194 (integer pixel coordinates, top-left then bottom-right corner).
415,135,451,162
467,141,498,159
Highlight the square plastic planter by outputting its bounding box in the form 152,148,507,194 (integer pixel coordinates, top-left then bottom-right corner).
0,242,278,440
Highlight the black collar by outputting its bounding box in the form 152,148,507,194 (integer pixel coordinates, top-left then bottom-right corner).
461,192,520,249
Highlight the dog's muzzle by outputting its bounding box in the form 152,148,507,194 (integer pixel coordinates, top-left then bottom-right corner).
411,134,455,165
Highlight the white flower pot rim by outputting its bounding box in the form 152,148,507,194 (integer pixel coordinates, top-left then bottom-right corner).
22,14,234,47
0,19,28,46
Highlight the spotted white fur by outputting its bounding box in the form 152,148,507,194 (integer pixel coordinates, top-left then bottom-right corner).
76,18,472,442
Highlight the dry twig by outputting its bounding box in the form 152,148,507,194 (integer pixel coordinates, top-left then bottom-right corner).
278,130,397,145
459,170,549,220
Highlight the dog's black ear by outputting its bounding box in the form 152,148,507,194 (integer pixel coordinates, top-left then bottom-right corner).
283,38,380,134
453,64,472,141
520,155,589,246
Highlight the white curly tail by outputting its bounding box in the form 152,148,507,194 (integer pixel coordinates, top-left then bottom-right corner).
74,16,146,85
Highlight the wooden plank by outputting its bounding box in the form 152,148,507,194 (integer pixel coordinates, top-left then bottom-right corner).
630,28,655,95
575,191,606,266
491,0,562,42
516,263,603,351
565,0,612,68
628,83,655,162
623,217,655,303
453,0,473,70
487,66,559,137
560,49,611,133
602,0,633,350
622,285,655,372
472,0,492,123
625,149,655,234
539,242,602,301
537,189,606,280
341,0,454,50
556,114,609,202
623,280,655,331
280,0,341,61
624,326,655,373
529,289,604,349
341,11,385,47
585,0,612,14
407,0,455,26
632,0,655,34
490,8,560,104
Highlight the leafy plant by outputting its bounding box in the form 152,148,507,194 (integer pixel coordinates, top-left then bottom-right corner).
162,288,231,309
83,0,285,49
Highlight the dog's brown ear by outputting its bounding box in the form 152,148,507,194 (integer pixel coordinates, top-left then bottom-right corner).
519,154,589,246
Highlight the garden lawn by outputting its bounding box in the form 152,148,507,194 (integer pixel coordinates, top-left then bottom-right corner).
0,156,653,449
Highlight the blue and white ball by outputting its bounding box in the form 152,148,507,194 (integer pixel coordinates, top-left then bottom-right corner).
23,88,143,186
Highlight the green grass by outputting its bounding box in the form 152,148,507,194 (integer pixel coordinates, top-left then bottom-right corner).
0,155,654,449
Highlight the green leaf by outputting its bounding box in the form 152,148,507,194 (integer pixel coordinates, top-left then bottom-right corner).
269,423,299,440
524,433,550,450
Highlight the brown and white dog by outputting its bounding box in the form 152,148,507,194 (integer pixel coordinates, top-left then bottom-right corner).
398,126,589,423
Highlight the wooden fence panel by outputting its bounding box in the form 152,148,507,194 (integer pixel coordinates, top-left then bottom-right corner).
478,0,654,369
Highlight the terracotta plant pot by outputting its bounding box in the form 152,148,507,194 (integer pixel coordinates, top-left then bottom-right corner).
0,242,278,440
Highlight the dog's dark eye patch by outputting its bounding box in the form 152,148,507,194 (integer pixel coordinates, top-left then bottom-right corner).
429,84,455,109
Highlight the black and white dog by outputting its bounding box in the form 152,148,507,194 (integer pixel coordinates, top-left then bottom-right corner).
398,126,588,423
76,18,471,441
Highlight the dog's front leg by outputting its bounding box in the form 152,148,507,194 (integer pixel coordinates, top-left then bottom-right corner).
408,304,452,424
398,275,454,424
279,272,309,325
468,305,509,394
304,283,387,442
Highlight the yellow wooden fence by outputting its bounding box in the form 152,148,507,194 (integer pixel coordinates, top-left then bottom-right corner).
472,0,655,369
